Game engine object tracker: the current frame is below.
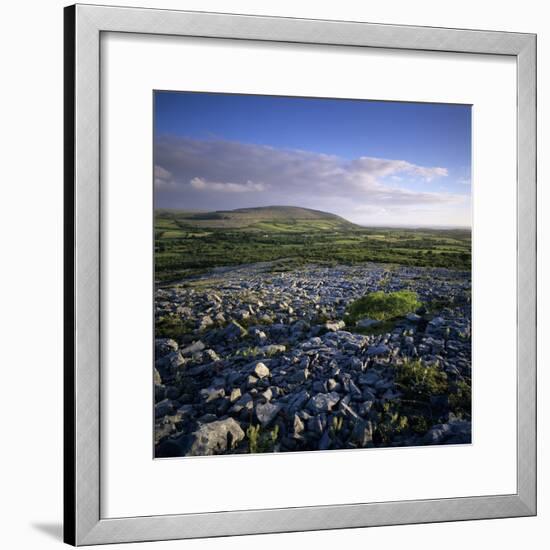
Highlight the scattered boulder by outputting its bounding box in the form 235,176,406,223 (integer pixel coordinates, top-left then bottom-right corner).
406,313,421,322
155,351,186,376
429,316,445,328
255,402,282,427
351,420,373,447
155,399,176,419
199,316,214,330
292,414,305,438
180,340,205,356
155,338,178,357
287,390,310,414
290,368,309,383
291,320,310,335
231,393,254,413
366,344,391,357
200,386,225,403
229,388,242,403
253,362,270,379
356,318,379,329
203,349,220,362
249,328,267,342
307,392,341,414
223,321,247,341
153,367,162,386
260,344,286,356
324,320,346,332
179,418,246,456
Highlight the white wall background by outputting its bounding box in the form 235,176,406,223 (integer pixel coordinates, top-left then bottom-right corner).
0,1,546,548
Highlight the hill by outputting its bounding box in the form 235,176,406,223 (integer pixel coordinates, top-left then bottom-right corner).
156,205,358,231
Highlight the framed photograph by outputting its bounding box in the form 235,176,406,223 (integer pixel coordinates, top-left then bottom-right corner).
64,3,536,545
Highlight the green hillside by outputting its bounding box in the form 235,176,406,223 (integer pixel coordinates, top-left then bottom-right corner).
156,206,358,232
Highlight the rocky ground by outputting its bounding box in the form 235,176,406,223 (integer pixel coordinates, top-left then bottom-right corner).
154,262,471,457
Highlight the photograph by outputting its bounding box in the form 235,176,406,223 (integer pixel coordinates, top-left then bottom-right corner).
153,92,472,457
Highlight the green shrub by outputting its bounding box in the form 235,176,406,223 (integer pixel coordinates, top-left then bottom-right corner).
155,316,194,341
270,425,280,446
246,425,261,454
449,378,472,418
346,290,421,322
352,319,397,336
238,315,259,329
394,359,448,402
330,415,344,436
410,415,429,434
246,424,280,454
236,346,261,358
375,402,410,444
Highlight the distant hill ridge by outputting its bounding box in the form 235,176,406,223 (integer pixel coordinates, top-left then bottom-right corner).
157,205,358,230
201,205,348,221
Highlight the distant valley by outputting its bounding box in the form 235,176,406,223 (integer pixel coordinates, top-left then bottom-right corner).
155,206,471,283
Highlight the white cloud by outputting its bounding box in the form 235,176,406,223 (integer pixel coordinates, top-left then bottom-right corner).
350,157,447,184
154,136,469,225
190,177,267,193
154,165,174,189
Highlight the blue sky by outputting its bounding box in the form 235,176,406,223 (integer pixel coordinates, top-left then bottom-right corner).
154,91,471,227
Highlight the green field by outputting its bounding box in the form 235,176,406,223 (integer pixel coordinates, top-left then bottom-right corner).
155,206,471,282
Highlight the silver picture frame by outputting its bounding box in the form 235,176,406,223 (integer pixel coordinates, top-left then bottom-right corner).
64,3,537,545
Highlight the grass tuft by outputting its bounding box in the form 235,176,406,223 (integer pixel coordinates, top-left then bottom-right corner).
346,290,421,323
